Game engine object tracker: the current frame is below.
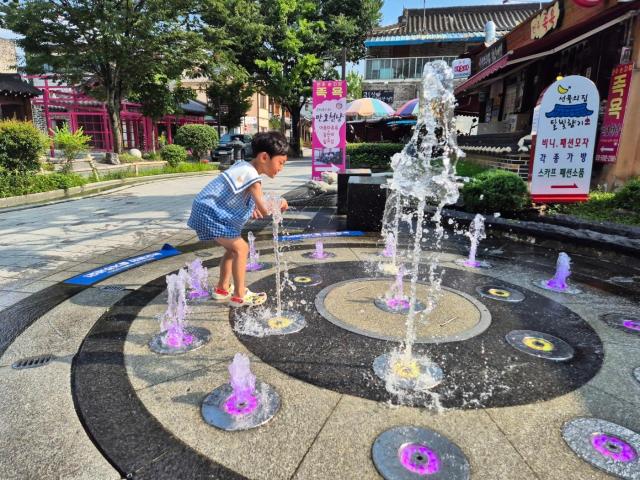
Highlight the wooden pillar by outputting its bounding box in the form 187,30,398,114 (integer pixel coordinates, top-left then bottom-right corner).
603,16,640,187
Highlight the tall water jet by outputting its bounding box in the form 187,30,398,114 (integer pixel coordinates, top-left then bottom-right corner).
381,231,397,258
149,268,211,354
201,353,281,431
246,231,272,272
536,252,582,294
186,258,210,300
374,265,426,315
456,214,490,268
373,60,462,399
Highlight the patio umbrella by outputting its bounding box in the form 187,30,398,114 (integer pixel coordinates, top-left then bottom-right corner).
345,98,395,117
394,98,419,117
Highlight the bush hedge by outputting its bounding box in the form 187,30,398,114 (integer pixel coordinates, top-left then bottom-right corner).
0,120,49,172
462,169,530,213
346,143,403,170
0,172,88,198
174,124,219,160
613,177,640,212
161,144,188,167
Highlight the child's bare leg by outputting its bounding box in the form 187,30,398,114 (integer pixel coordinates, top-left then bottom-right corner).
215,237,249,298
216,249,234,291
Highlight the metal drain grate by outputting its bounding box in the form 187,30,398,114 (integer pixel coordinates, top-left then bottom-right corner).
12,354,55,370
97,285,128,292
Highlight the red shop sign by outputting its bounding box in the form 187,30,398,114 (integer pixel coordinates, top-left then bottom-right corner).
595,64,633,164
573,0,602,7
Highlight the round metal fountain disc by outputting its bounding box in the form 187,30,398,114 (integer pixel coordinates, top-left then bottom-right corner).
373,353,444,391
374,297,426,315
633,367,640,385
599,313,640,336
505,330,574,361
562,418,640,479
476,285,525,302
372,426,470,480
292,274,323,287
148,326,211,355
301,251,336,260
201,380,280,431
246,262,274,272
533,278,582,294
264,311,306,335
455,258,491,269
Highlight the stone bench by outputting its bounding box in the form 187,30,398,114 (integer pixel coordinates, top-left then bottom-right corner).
337,168,372,214
346,176,389,232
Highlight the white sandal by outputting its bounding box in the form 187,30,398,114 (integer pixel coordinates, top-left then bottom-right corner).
229,289,267,308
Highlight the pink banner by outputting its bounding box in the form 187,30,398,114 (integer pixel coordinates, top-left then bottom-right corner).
595,64,633,164
312,80,347,179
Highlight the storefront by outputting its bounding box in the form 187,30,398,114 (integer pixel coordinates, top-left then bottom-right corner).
455,0,640,187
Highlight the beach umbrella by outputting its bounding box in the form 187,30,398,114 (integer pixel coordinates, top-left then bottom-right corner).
394,98,419,117
345,98,395,117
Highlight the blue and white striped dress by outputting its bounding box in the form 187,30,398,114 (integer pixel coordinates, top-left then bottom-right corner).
188,161,261,239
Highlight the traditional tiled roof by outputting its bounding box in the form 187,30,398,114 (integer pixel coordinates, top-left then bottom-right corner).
0,74,41,97
370,4,544,38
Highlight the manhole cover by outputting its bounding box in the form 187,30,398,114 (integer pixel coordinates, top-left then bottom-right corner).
562,418,640,479
12,354,55,370
505,330,574,361
599,313,640,336
372,426,470,479
97,285,129,292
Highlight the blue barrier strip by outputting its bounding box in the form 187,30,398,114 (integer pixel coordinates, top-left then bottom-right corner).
63,244,181,286
279,231,365,242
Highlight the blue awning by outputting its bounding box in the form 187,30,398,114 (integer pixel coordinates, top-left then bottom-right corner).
387,119,417,126
365,32,505,47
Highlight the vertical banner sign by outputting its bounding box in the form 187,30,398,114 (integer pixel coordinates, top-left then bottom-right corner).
312,80,347,180
530,75,599,203
595,64,633,164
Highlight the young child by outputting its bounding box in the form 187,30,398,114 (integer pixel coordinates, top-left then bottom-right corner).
188,131,289,307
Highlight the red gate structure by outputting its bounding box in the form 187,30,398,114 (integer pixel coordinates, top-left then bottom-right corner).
28,76,214,152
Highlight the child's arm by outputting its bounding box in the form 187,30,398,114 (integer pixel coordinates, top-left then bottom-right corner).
248,182,288,216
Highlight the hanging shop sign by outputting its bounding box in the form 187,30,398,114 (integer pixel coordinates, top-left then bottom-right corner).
312,80,347,179
531,2,562,40
530,75,599,203
363,90,394,105
595,64,633,164
573,0,602,7
478,41,505,70
452,59,472,79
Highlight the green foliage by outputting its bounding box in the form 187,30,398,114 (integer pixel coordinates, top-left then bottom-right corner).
161,144,188,167
346,143,404,170
142,152,162,161
549,189,640,226
205,60,254,130
174,124,219,160
269,116,283,131
52,124,92,173
41,161,55,172
129,77,195,121
118,153,139,164
0,171,88,198
455,160,489,179
100,162,218,180
346,71,363,100
3,0,208,153
0,120,48,173
462,169,530,214
613,178,640,211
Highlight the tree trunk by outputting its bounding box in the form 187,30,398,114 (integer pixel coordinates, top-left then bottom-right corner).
106,96,123,154
288,106,302,157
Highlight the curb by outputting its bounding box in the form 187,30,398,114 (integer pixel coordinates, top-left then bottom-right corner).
0,170,218,212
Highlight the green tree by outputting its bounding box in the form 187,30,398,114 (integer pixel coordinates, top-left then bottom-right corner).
205,61,254,130
346,71,363,100
52,123,92,173
2,1,207,153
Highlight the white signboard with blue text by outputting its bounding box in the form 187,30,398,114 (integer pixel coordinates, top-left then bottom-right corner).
530,76,599,203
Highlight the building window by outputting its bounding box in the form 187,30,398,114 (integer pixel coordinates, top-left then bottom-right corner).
364,56,457,81
259,94,267,110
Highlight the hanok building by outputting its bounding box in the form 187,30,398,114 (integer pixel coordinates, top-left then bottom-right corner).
0,38,41,121
362,4,541,109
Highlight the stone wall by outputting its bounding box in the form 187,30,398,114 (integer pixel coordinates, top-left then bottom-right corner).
0,39,17,73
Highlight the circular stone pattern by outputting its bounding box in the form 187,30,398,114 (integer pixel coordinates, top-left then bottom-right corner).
372,426,470,480
234,261,603,409
317,278,490,343
562,418,640,479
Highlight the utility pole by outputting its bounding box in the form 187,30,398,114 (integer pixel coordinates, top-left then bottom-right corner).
342,47,347,80
423,0,426,31
216,95,221,138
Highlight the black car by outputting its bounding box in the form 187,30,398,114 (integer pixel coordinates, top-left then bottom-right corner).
211,134,253,167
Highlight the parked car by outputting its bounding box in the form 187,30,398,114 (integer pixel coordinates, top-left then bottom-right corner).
211,134,253,167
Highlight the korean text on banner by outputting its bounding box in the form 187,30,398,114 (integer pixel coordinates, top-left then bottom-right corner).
312,80,347,180
530,75,599,203
595,64,633,164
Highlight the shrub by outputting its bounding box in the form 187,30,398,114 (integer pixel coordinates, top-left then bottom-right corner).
346,143,404,170
0,171,87,198
613,178,640,212
52,124,92,173
0,120,49,172
462,169,530,214
118,153,139,164
142,151,162,161
174,124,219,160
161,144,188,167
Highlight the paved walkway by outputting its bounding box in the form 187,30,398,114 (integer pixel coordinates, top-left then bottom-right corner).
0,156,312,312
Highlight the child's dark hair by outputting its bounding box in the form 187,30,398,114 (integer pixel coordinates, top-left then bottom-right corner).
251,131,289,157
